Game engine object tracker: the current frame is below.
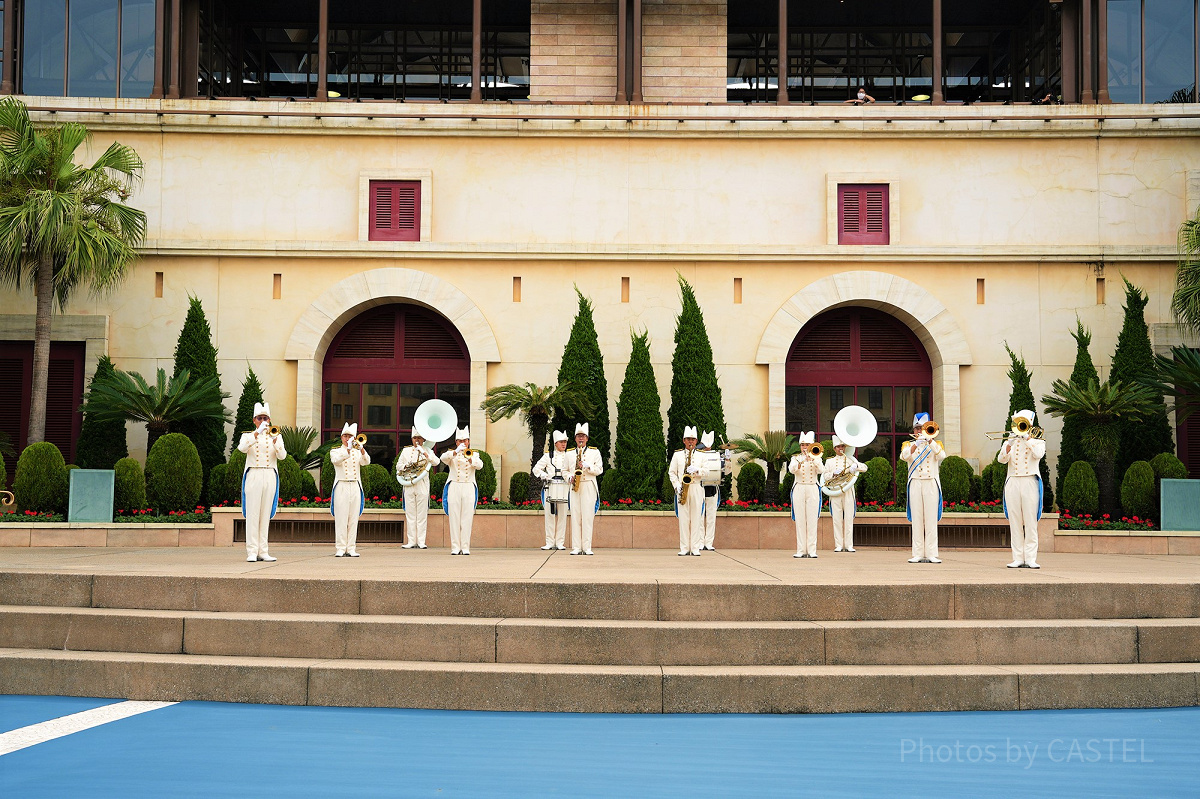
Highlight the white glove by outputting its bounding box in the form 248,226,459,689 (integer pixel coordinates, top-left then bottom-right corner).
256,421,269,434
456,443,466,453
686,465,702,475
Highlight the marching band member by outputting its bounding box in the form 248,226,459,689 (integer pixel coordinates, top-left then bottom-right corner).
237,401,287,563
997,410,1046,569
567,423,603,555
330,423,369,557
440,426,483,555
901,413,946,564
698,430,732,551
826,434,868,552
532,430,571,550
397,431,432,549
789,432,825,558
669,426,705,556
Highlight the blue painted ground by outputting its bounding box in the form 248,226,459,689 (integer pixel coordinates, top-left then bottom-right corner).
0,696,121,734
1,698,1197,797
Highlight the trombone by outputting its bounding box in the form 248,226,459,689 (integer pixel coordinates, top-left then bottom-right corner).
986,418,1044,440
910,420,940,440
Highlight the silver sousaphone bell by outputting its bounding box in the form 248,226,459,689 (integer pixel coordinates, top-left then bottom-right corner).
820,405,878,497
396,399,458,486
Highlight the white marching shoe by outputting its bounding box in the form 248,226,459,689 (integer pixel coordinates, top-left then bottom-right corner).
348,551,360,557
834,547,843,553
1007,560,1024,568
907,557,922,563
246,556,257,563
846,547,856,552
928,557,942,564
259,555,277,562
1026,561,1041,569
401,543,415,549
541,544,554,550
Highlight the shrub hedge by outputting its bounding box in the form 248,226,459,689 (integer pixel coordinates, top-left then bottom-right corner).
941,456,973,504
299,469,317,499
894,458,908,499
320,451,334,498
477,451,497,500
736,462,765,503
599,469,620,503
861,457,892,504
206,463,228,507
113,457,147,513
277,456,302,502
430,471,448,501
14,442,70,514
1062,460,1100,516
980,462,997,502
1149,452,1188,523
1119,460,1155,520
146,433,202,512
510,471,532,503
223,451,246,505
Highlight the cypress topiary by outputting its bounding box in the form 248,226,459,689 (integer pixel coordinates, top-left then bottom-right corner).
1119,460,1156,520
477,451,497,500
1110,278,1175,477
660,471,675,503
551,289,611,471
1149,452,1188,522
599,469,621,502
666,276,726,455
779,472,794,503
736,461,765,503
894,458,908,499
980,462,997,502
997,344,1055,512
75,355,128,469
145,433,202,512
224,451,246,507
990,459,1008,501
611,330,667,501
862,457,892,504
14,442,69,513
941,456,973,504
969,472,982,502
172,296,228,498
509,471,531,504
1056,319,1099,500
1062,460,1100,516
206,463,228,506
113,457,147,513
230,367,265,457
320,451,334,498
278,456,302,501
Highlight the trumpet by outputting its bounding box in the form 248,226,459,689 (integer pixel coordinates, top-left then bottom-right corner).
244,425,281,437
352,433,368,449
805,442,824,458
911,421,940,440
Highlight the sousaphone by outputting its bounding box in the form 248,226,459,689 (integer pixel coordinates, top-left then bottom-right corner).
396,399,458,486
820,405,878,497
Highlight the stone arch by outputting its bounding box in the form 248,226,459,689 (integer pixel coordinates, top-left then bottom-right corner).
755,271,973,454
285,268,500,446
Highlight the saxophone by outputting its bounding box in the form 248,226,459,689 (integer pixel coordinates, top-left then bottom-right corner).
572,447,583,491
679,448,694,504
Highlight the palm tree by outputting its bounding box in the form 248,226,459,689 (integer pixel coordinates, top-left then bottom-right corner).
1141,345,1200,426
279,426,337,470
1173,205,1200,334
727,431,800,505
481,382,593,500
0,97,146,444
1041,379,1158,515
80,367,231,453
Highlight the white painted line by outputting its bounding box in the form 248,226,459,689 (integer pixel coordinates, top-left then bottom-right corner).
0,700,178,756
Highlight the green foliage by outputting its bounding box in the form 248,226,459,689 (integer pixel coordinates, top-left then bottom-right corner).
660,471,675,503
14,442,69,513
1062,460,1100,516
206,463,227,507
728,431,799,505
1120,460,1156,520
894,458,908,497
941,456,973,504
611,330,667,501
80,367,231,454
980,462,997,502
779,472,795,501
482,382,593,499
75,355,128,469
666,276,726,457
599,469,621,503
1110,278,1175,477
230,368,265,456
861,457,893,504
320,451,334,498
477,451,497,499
145,433,202,512
509,471,531,503
999,344,1054,512
299,469,317,499
277,456,302,502
362,463,389,500
969,472,982,502
279,426,334,471
171,295,226,498
1172,203,1200,334
1145,345,1200,426
1057,320,1099,500
990,460,1008,501
0,453,5,491
736,461,765,503
224,451,246,506
430,471,448,501
1149,452,1189,522
551,289,611,470
113,457,147,513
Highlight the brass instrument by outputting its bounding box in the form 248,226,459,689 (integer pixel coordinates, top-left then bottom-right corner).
805,442,824,458
243,425,281,437
572,448,583,491
352,433,368,449
0,490,13,507
396,444,433,486
911,421,940,440
821,465,859,495
985,418,1044,440
679,447,694,504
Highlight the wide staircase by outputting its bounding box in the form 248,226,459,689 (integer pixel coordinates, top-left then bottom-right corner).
1,570,1198,713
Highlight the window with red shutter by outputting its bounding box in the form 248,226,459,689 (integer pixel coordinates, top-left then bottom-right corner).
838,183,890,245
368,180,421,242
0,341,84,478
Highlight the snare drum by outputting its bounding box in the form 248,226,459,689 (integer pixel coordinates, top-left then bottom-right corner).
546,478,570,504
698,451,724,486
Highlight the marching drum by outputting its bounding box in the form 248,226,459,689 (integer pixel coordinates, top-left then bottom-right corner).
546,477,571,504
698,451,725,486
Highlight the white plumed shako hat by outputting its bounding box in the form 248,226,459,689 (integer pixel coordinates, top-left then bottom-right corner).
683,425,698,440
456,426,470,439
831,434,844,447
253,402,271,418
575,422,589,436
341,422,357,436
799,431,815,444
552,430,568,444
701,431,715,449
913,412,930,428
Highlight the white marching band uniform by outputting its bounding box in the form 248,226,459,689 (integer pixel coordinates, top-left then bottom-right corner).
237,402,286,562
532,430,571,550
330,422,369,557
998,410,1046,569
568,423,604,555
397,438,432,549
440,427,483,555
826,434,868,552
901,413,946,563
698,430,732,551
789,432,825,558
669,426,706,556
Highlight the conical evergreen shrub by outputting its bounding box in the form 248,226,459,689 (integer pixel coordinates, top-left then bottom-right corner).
997,344,1054,512
551,289,611,470
1110,277,1175,476
612,330,666,501
75,355,128,469
172,296,228,496
230,367,265,457
667,276,726,454
1056,320,1099,500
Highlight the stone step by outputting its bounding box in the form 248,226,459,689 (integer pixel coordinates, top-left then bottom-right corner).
0,647,1196,713
4,571,1199,621
2,606,1198,667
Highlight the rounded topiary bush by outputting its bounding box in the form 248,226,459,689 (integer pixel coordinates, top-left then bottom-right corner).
980,462,997,502
779,472,795,503
477,451,497,500
14,442,70,514
145,433,202,512
224,450,246,506
969,472,982,502
320,451,334,498
430,471,448,503
113,457,147,513
894,458,909,498
206,463,228,506
861,457,892,504
277,456,302,501
941,456,973,504
1120,460,1155,520
363,463,391,501
299,469,317,499
736,461,765,503
990,460,1009,502
1062,460,1099,517
509,470,531,503
1149,452,1188,522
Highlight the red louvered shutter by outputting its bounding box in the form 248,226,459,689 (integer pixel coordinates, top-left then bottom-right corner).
368,180,421,242
402,310,469,360
331,311,397,360
0,357,25,487
1176,350,1200,477
44,354,83,464
838,184,889,245
859,314,921,361
788,314,852,362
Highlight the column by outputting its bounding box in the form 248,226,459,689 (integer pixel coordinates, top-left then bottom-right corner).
631,0,642,101
932,0,944,104
470,0,482,102
1096,0,1110,103
150,0,166,97
1062,0,1078,102
1,0,17,94
616,0,627,102
1081,0,1094,103
317,0,329,100
777,0,788,104
168,0,182,97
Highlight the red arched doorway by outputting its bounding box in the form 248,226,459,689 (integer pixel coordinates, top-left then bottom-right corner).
322,304,471,472
786,307,932,468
